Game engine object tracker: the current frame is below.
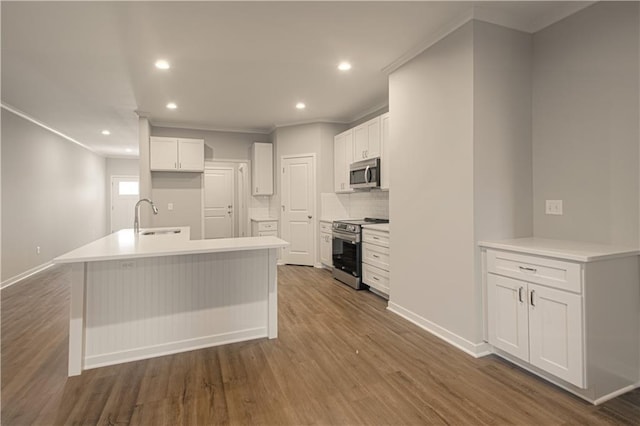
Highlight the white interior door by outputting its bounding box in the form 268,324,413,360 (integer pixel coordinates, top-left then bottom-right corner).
281,155,315,266
204,168,234,239
111,176,139,232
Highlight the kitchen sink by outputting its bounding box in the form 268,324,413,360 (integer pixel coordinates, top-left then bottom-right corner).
140,229,182,236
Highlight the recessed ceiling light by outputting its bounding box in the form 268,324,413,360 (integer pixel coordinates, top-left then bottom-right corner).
125,148,133,153
296,102,306,110
338,62,352,71
155,59,170,70
101,129,111,135
166,102,177,110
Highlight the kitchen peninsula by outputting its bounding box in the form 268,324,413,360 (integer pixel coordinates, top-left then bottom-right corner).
54,227,288,376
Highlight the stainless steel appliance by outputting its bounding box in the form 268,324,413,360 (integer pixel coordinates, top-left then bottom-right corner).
349,158,380,189
332,218,389,289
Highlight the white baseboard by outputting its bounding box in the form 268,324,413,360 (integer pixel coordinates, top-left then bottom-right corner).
1,262,55,290
84,327,267,370
387,301,491,358
594,384,640,405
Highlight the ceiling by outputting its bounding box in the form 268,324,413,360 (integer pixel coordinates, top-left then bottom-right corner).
1,1,591,158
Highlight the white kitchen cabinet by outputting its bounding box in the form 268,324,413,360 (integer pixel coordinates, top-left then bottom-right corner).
362,226,390,297
380,112,390,190
481,240,640,404
319,220,333,268
251,143,273,196
251,219,278,236
353,116,381,161
150,137,204,172
334,130,353,193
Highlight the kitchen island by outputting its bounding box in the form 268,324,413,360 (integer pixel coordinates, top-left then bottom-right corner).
54,227,288,376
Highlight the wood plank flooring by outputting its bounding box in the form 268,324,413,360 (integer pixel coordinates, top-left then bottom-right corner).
2,264,640,425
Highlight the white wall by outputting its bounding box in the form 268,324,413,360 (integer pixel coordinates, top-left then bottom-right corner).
532,2,640,246
1,108,107,282
388,20,533,351
145,126,271,239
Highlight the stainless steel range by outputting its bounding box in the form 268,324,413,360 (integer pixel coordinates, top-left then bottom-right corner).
332,218,389,289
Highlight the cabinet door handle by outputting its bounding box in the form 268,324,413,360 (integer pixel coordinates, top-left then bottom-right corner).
530,290,535,307
372,276,380,281
518,286,524,303
519,266,537,273
179,162,182,169
372,254,380,258
373,236,380,240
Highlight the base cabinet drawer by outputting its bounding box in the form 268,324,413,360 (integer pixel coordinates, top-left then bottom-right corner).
362,229,390,248
320,221,332,234
363,263,390,294
258,221,278,232
487,249,581,293
251,220,278,236
362,243,390,270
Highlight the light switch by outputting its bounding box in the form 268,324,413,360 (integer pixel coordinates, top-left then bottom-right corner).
168,203,174,211
545,200,563,215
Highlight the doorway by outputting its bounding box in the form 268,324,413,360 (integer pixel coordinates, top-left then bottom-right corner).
203,167,235,239
110,176,140,232
280,154,316,266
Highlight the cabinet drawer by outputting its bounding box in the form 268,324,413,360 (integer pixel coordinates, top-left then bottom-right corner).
363,243,390,270
320,221,332,233
363,263,390,294
487,250,581,293
258,221,278,231
362,229,390,248
258,231,278,237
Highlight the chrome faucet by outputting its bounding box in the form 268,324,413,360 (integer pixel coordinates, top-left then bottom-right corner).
134,198,159,233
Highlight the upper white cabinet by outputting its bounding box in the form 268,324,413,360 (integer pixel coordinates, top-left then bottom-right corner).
334,130,353,193
380,112,390,190
251,143,273,196
150,137,204,172
353,116,381,161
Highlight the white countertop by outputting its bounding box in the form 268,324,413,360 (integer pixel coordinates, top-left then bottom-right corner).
478,237,639,262
251,217,278,222
54,227,289,264
362,223,390,232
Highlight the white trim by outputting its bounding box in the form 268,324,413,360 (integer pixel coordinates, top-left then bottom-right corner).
1,103,100,155
151,120,270,135
387,301,492,358
382,8,474,75
270,118,349,132
346,102,389,125
593,384,640,406
84,327,267,370
1,262,55,290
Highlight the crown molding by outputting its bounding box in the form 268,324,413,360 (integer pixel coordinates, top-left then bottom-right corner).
150,120,271,135
1,103,101,156
269,118,350,133
347,102,389,124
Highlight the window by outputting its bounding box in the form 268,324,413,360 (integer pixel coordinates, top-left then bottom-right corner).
118,181,139,196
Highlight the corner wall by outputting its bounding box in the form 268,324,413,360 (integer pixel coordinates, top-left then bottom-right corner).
1,108,107,283
532,2,640,246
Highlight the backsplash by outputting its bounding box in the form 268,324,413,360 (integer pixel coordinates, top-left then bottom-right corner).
321,191,389,220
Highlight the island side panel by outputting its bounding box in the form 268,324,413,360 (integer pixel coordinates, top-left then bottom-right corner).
68,262,86,376
82,249,271,370
268,248,278,338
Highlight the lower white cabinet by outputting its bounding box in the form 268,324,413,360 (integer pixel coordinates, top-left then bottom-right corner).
251,219,278,237
482,241,640,404
362,227,390,297
319,221,333,268
488,273,583,387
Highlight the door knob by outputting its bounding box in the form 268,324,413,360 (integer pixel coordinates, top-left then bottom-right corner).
308,215,312,219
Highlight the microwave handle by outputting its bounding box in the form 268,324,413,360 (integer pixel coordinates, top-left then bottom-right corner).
364,165,370,183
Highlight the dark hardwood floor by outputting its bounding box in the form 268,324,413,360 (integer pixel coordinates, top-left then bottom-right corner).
2,264,640,425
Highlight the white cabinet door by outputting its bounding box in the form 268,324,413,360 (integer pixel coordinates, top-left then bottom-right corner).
487,274,530,361
204,168,234,239
334,130,353,193
320,233,333,267
366,116,381,158
528,283,584,387
353,123,368,161
177,138,204,171
150,137,178,171
251,143,273,195
380,113,390,190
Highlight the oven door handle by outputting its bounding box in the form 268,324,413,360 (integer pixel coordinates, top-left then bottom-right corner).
332,231,358,244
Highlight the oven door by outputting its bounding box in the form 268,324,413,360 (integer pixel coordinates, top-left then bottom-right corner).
332,229,362,289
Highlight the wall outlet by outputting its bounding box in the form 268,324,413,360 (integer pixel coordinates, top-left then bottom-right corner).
545,200,563,215
168,203,174,211
36,246,41,255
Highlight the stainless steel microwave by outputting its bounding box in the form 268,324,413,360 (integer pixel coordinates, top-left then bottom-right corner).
350,158,380,189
